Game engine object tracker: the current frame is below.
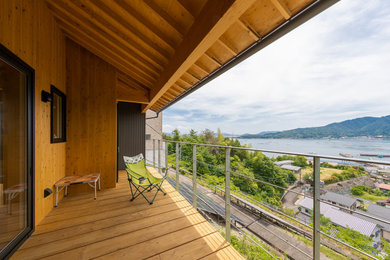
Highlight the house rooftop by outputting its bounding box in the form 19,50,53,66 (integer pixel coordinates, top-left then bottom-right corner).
320,191,357,208
280,164,302,172
353,204,390,232
274,160,294,166
300,198,377,237
378,183,390,191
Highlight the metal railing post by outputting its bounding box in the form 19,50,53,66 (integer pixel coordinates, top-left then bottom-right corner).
225,147,231,243
313,156,321,260
176,143,180,191
158,139,161,174
165,141,168,175
153,139,155,167
192,144,197,209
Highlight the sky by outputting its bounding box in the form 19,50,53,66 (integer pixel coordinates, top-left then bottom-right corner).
163,0,390,135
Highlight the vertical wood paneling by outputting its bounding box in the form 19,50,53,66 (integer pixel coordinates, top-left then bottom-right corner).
117,102,146,171
66,39,117,193
0,0,67,225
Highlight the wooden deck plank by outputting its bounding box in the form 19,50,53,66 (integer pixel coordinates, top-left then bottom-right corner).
149,232,231,259
43,214,208,260
12,171,242,260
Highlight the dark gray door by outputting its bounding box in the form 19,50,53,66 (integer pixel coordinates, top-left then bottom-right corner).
117,102,145,176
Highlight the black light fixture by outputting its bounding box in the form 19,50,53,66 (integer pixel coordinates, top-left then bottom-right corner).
44,188,53,198
41,90,52,103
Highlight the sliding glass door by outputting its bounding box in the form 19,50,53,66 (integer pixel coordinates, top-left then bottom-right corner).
0,45,34,258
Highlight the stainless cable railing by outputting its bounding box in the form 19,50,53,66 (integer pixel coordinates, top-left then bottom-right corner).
148,139,390,260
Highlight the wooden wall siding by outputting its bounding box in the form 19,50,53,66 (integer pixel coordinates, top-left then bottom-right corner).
0,0,67,225
66,39,117,193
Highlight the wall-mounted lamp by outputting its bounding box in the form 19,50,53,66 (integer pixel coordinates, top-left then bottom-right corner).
44,188,53,198
41,90,52,103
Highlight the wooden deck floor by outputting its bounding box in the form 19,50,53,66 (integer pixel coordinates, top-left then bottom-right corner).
12,169,243,260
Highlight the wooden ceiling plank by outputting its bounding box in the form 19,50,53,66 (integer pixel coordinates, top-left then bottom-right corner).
69,0,165,72
237,19,260,41
143,0,186,36
76,1,169,68
90,0,173,60
193,62,210,75
163,91,175,100
113,0,179,49
47,1,157,85
204,52,223,67
59,0,162,76
117,72,150,91
270,0,292,19
117,80,150,104
185,71,201,82
168,87,181,96
176,79,191,89
176,0,206,18
62,31,150,88
54,17,154,87
174,83,187,92
218,36,238,56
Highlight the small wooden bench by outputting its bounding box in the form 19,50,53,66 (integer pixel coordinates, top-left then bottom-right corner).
54,173,101,207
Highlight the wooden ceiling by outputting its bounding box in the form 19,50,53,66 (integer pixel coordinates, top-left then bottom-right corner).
46,0,319,112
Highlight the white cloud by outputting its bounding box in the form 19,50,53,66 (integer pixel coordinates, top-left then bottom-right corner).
164,0,390,135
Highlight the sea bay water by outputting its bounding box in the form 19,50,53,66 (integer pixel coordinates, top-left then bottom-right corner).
238,138,390,163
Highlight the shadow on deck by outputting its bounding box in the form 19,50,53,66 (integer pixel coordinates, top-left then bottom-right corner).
12,169,243,259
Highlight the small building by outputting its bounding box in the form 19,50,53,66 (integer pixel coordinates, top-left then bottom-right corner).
274,160,294,167
299,198,382,247
320,191,359,210
353,204,390,242
274,160,302,182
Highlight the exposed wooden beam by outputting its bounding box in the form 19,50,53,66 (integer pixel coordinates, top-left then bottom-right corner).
55,19,154,88
143,0,256,112
204,52,223,67
112,0,179,49
117,80,150,104
53,0,161,77
192,62,210,75
47,1,157,86
270,0,292,20
90,0,173,59
218,37,238,56
168,87,181,96
237,19,260,41
69,0,166,70
176,0,196,18
174,83,187,91
185,71,201,82
143,0,187,36
163,91,176,100
117,72,150,91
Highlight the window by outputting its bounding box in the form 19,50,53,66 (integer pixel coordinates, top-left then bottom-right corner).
0,43,34,259
50,85,66,143
145,134,151,140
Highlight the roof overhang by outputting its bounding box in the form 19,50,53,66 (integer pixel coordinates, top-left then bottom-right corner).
46,0,339,112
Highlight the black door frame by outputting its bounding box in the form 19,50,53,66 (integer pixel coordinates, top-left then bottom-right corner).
0,44,35,259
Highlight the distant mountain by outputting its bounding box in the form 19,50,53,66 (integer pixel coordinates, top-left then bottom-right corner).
240,115,390,139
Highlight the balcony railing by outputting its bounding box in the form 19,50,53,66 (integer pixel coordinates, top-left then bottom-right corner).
147,139,390,260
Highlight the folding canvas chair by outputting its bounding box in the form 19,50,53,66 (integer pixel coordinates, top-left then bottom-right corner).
124,153,167,205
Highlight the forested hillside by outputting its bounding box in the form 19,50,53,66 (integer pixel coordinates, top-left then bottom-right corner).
165,129,301,207
241,115,390,139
